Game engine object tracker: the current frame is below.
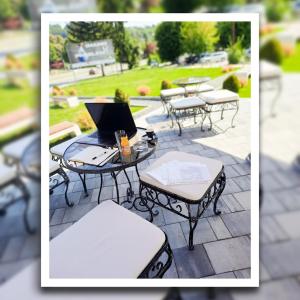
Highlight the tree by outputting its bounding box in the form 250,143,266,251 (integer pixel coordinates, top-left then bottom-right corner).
66,22,117,43
97,0,136,12
206,0,245,12
162,0,203,12
155,22,183,62
217,22,251,49
50,24,66,37
265,0,291,22
0,0,17,21
180,22,219,54
121,32,141,69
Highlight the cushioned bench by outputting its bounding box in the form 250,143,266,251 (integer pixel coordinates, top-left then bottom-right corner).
50,200,172,278
2,132,39,165
0,260,170,297
169,97,206,136
49,121,81,141
199,89,240,130
138,151,226,250
0,107,36,137
160,88,185,116
260,60,282,117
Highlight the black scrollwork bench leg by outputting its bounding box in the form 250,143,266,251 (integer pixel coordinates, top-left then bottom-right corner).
213,172,226,215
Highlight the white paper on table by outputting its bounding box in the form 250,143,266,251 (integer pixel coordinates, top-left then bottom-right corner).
146,160,211,185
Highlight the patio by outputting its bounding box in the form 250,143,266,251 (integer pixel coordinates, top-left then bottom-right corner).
49,98,251,279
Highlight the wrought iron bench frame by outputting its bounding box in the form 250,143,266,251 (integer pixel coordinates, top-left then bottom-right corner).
138,232,173,278
137,167,226,250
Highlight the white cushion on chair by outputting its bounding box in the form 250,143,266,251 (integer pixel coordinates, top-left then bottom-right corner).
0,164,17,186
185,84,214,94
49,160,60,174
2,132,39,161
160,87,185,98
200,89,239,105
170,97,206,110
50,200,166,278
260,60,282,79
50,135,82,158
140,151,223,202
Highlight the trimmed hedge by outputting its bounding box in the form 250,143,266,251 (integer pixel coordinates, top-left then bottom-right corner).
114,88,130,104
223,75,240,93
260,39,284,65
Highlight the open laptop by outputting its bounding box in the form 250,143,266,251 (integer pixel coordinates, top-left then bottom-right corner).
82,102,137,147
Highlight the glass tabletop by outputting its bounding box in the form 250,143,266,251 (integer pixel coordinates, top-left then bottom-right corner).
62,129,157,175
173,76,211,87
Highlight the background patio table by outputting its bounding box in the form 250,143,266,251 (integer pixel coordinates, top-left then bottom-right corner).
173,76,211,88
62,128,157,205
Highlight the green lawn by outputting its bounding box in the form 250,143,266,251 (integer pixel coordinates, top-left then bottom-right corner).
49,102,144,126
0,80,38,114
282,42,300,73
63,66,227,97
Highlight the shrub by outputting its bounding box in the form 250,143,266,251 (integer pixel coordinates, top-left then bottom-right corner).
223,75,240,93
89,69,96,75
260,39,284,65
282,44,295,57
228,39,244,64
31,60,39,69
265,0,290,22
161,80,172,90
222,65,233,73
137,86,151,96
114,88,130,104
147,53,161,66
76,111,95,131
68,88,77,96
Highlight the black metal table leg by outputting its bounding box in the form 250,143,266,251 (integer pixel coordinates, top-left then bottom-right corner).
111,171,120,204
97,173,103,204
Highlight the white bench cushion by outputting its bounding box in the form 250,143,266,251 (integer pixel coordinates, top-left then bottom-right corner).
140,151,223,201
200,89,239,105
160,87,185,98
185,84,214,94
50,135,82,157
49,160,60,174
0,164,17,186
2,132,39,161
170,97,206,110
0,260,167,299
260,60,282,79
50,200,165,278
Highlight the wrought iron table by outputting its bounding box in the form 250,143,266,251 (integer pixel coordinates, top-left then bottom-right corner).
62,128,157,205
173,76,211,88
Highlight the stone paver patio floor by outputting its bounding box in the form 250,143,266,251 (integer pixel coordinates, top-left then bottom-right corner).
49,99,252,279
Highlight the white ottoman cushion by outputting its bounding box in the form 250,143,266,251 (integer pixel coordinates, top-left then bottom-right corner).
200,89,239,104
50,200,165,278
170,97,206,110
2,132,39,161
140,151,223,201
160,87,185,98
260,60,282,79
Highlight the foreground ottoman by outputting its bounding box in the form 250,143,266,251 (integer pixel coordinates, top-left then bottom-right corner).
199,89,240,130
139,151,226,250
50,200,172,278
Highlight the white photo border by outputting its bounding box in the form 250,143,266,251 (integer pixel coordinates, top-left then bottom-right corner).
41,13,260,288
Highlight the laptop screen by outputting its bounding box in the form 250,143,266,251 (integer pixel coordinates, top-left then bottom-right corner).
85,102,137,140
